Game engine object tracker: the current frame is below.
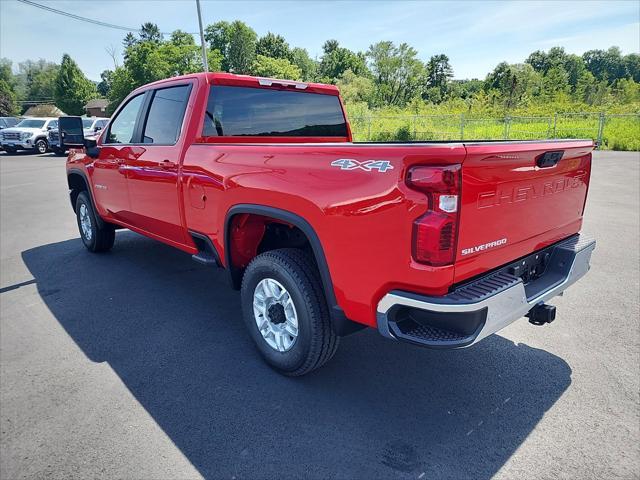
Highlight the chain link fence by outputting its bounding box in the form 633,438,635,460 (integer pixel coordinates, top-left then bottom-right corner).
350,112,640,150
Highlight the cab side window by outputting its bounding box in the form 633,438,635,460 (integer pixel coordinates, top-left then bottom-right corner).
105,94,145,144
142,85,191,144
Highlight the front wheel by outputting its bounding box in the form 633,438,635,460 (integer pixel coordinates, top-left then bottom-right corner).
35,138,48,154
75,191,115,252
241,248,339,376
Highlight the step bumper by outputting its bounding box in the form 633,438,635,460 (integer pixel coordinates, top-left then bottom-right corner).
376,234,596,349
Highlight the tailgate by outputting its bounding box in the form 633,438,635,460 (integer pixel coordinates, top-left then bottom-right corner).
454,140,594,283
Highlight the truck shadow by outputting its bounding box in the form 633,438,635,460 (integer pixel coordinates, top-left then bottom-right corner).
22,232,572,480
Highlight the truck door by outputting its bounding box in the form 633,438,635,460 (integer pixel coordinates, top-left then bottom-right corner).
93,93,146,223
124,84,192,245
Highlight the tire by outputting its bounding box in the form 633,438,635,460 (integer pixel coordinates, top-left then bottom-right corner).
75,191,115,252
241,248,339,376
35,138,48,154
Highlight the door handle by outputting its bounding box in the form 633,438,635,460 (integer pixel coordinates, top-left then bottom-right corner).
160,159,177,169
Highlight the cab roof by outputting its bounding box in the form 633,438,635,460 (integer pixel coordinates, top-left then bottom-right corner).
142,72,340,96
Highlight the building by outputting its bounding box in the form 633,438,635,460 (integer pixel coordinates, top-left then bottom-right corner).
23,104,66,117
84,99,109,117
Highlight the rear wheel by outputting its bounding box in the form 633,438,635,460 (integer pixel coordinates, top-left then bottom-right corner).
241,248,339,376
35,138,48,154
75,191,115,252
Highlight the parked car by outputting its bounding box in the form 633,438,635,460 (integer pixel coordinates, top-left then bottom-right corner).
0,117,20,130
49,117,108,155
1,117,58,154
61,72,596,376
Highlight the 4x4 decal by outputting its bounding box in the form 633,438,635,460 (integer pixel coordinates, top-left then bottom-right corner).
331,158,394,173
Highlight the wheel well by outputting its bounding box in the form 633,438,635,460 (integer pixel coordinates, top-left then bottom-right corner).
227,213,312,276
68,172,88,212
225,209,365,336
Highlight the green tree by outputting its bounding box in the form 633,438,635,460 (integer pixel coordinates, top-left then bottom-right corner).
0,59,18,115
256,32,291,60
336,69,374,105
0,80,17,116
15,59,59,104
583,47,627,82
367,41,424,106
318,40,368,83
563,54,587,91
123,32,137,50
204,21,231,60
525,50,548,72
96,69,112,97
140,22,162,43
425,54,454,97
226,21,257,73
106,66,135,114
624,53,640,82
54,54,97,115
252,55,301,80
205,20,257,73
485,62,542,109
613,78,640,103
541,65,570,98
290,47,317,81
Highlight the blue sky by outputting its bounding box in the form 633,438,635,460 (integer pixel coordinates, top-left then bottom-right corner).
1,0,639,81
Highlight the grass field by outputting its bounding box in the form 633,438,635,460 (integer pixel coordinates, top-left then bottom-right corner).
348,113,640,150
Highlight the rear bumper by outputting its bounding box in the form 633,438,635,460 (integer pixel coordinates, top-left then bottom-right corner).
376,234,596,348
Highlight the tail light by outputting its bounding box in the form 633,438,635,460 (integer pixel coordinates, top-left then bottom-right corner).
407,164,461,266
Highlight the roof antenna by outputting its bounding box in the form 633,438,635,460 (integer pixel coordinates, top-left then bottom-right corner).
195,0,209,72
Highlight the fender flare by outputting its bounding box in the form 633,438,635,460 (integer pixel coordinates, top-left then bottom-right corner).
67,168,106,228
224,204,363,336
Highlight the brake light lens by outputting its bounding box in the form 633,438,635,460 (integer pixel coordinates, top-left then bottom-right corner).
407,165,461,266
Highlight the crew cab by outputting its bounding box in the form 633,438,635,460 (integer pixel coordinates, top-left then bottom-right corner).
49,117,109,155
1,117,58,154
61,72,596,376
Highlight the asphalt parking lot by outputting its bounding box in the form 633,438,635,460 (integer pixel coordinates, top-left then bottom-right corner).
0,149,638,480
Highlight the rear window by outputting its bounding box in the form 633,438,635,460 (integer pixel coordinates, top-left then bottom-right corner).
203,86,347,137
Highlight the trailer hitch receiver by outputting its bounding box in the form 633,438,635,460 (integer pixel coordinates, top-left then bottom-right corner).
527,303,556,326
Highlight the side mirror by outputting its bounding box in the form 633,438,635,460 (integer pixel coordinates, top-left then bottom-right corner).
95,126,102,132
84,138,100,159
58,116,85,150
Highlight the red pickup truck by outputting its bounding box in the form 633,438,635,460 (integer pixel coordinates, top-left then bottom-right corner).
61,72,596,376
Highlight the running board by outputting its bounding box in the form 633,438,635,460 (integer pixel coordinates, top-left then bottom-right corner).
192,252,218,266
189,231,221,268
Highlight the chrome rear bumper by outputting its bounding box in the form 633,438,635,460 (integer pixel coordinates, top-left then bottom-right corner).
376,234,596,348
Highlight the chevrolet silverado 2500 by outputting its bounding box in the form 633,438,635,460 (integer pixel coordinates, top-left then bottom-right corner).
61,72,596,375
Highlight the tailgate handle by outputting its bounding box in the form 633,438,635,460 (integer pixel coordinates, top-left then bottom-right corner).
536,150,563,168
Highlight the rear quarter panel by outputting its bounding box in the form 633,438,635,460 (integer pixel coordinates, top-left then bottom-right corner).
181,143,466,326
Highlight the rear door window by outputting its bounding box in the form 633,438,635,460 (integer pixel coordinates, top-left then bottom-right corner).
203,85,348,137
142,85,191,144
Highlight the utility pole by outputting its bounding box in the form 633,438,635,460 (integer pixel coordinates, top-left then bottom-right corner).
196,0,208,72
